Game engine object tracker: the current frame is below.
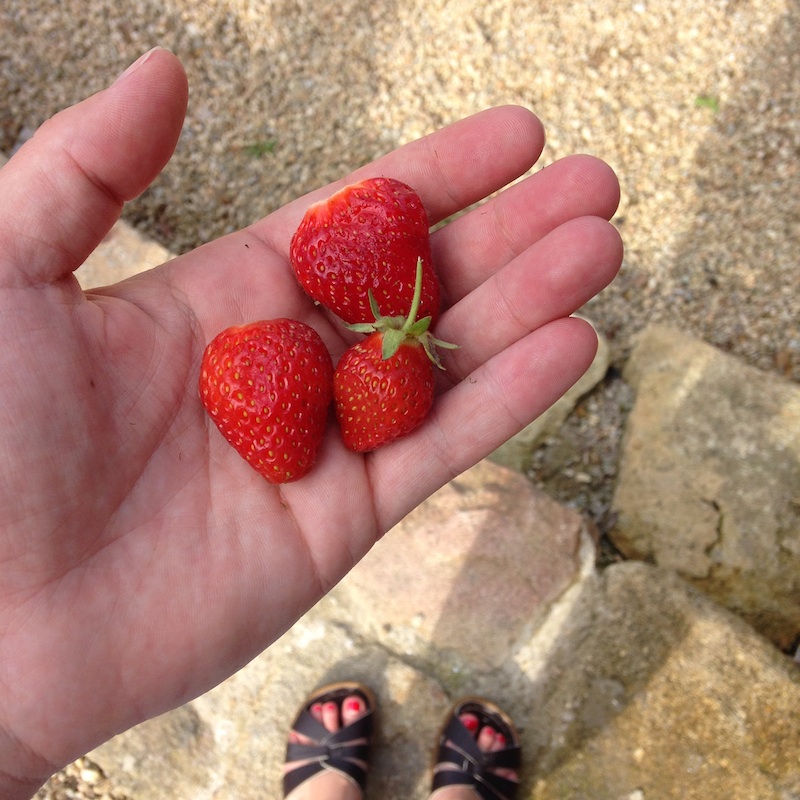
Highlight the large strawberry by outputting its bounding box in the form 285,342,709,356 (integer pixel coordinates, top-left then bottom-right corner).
289,176,440,325
334,259,456,452
199,319,333,483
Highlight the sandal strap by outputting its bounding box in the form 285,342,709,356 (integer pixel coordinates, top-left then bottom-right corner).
283,704,373,798
285,740,370,763
292,706,373,744
441,715,522,770
432,711,521,800
283,755,368,797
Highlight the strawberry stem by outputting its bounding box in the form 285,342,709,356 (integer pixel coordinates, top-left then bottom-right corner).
400,257,424,335
344,255,458,366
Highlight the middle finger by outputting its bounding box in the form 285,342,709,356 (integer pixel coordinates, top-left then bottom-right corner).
432,153,620,304
435,214,623,382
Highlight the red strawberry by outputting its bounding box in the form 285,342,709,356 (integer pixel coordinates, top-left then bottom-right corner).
334,331,434,453
333,258,457,453
199,319,333,483
289,176,440,325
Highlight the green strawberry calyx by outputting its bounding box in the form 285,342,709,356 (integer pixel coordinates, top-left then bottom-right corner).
346,257,458,368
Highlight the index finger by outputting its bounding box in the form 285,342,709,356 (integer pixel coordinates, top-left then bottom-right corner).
252,105,545,255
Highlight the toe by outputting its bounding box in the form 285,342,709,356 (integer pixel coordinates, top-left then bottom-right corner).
476,724,497,752
474,719,519,784
459,712,480,734
487,728,519,782
341,694,367,727
321,700,340,732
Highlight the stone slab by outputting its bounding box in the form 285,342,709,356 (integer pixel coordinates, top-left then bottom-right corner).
611,325,800,649
530,562,800,799
327,459,593,675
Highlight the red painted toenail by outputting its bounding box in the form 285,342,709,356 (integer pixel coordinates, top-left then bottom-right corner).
311,703,323,714
495,733,506,747
463,716,479,732
346,699,362,711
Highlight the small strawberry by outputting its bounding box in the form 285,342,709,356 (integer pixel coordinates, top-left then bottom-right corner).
289,176,440,325
199,319,333,483
335,331,434,453
334,258,456,453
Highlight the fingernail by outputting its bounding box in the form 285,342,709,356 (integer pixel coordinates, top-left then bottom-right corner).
114,47,162,84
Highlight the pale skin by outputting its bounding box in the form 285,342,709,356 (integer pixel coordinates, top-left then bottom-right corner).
0,48,622,798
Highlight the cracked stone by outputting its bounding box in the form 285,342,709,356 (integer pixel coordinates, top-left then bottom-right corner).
610,325,800,650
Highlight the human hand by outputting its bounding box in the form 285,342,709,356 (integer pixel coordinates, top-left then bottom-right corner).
0,48,621,797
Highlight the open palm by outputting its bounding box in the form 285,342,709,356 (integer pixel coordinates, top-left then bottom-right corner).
0,49,621,796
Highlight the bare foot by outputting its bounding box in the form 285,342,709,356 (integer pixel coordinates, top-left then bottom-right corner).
283,687,372,800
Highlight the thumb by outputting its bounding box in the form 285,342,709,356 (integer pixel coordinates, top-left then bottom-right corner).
0,47,188,288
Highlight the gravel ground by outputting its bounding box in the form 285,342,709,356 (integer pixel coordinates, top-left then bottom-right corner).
2,0,797,381
1,0,798,797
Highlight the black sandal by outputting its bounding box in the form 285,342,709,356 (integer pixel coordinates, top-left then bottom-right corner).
431,697,521,800
283,681,375,799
